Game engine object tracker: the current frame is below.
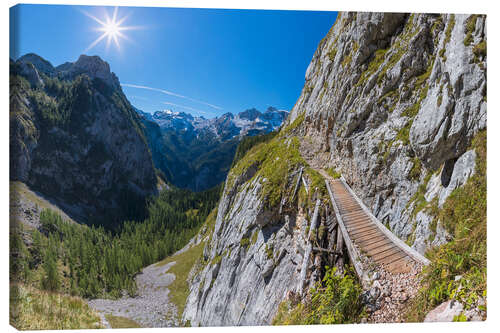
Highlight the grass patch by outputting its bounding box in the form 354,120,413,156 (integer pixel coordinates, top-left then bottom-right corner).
203,208,218,243
407,130,486,322
304,84,314,95
105,314,141,328
444,14,456,46
396,121,412,146
265,244,274,260
227,136,306,209
326,167,341,179
355,48,388,87
240,237,250,249
156,241,206,320
250,229,259,245
327,45,337,61
472,40,486,61
463,15,478,46
408,157,422,181
281,112,305,136
10,283,102,330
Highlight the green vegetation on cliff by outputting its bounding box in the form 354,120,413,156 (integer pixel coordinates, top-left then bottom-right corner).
231,131,278,169
407,130,486,321
228,136,305,208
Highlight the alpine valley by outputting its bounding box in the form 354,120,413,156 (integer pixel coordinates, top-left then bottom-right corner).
10,11,486,330
137,106,288,191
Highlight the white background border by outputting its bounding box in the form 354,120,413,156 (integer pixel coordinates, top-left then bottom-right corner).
2,1,498,332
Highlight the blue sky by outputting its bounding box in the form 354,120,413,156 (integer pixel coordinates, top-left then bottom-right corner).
10,4,337,117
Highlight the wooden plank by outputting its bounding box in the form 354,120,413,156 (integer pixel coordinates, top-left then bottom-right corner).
385,256,412,273
347,222,378,232
341,210,367,217
375,249,407,264
350,228,382,238
347,224,379,234
363,238,392,251
344,217,373,226
368,243,398,257
354,234,387,247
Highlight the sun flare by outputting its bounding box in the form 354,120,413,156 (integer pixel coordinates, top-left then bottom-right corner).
83,7,138,52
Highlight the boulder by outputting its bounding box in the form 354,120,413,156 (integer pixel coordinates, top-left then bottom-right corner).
424,300,464,322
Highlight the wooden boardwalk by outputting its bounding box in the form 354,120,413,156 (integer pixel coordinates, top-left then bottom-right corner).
323,174,430,278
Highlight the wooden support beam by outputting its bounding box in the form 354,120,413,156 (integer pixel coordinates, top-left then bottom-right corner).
335,223,344,274
302,175,309,194
291,167,303,202
308,198,321,240
312,247,338,254
297,243,312,295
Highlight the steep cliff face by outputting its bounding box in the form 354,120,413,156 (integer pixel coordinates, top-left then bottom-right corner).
10,54,159,227
182,12,486,326
287,12,486,253
183,137,322,326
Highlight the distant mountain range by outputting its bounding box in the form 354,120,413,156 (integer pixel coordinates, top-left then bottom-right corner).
136,107,288,191
138,107,287,140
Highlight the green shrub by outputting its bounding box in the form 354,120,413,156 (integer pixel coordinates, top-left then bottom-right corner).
408,157,422,181
273,266,364,325
472,40,486,59
240,237,250,249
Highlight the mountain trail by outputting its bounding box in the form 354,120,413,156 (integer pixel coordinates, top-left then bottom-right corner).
302,148,425,323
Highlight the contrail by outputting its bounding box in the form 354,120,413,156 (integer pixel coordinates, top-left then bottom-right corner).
122,83,223,110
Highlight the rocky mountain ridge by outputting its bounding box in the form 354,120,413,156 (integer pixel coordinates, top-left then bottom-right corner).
136,107,288,191
10,53,160,228
140,107,287,140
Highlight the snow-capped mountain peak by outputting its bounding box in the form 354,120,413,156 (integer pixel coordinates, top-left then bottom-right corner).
137,106,288,142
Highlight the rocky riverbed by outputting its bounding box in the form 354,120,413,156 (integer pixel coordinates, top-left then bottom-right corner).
88,261,179,328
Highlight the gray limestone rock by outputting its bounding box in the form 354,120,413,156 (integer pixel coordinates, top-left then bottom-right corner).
424,300,464,322
286,12,485,252
183,11,486,326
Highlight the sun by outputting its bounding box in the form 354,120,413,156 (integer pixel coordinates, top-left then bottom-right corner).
83,7,137,52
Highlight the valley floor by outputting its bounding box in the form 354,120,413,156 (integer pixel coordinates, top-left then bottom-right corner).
88,261,178,328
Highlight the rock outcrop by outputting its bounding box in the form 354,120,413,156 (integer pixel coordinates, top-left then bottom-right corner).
287,12,486,254
182,12,486,326
10,53,159,228
183,166,309,326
